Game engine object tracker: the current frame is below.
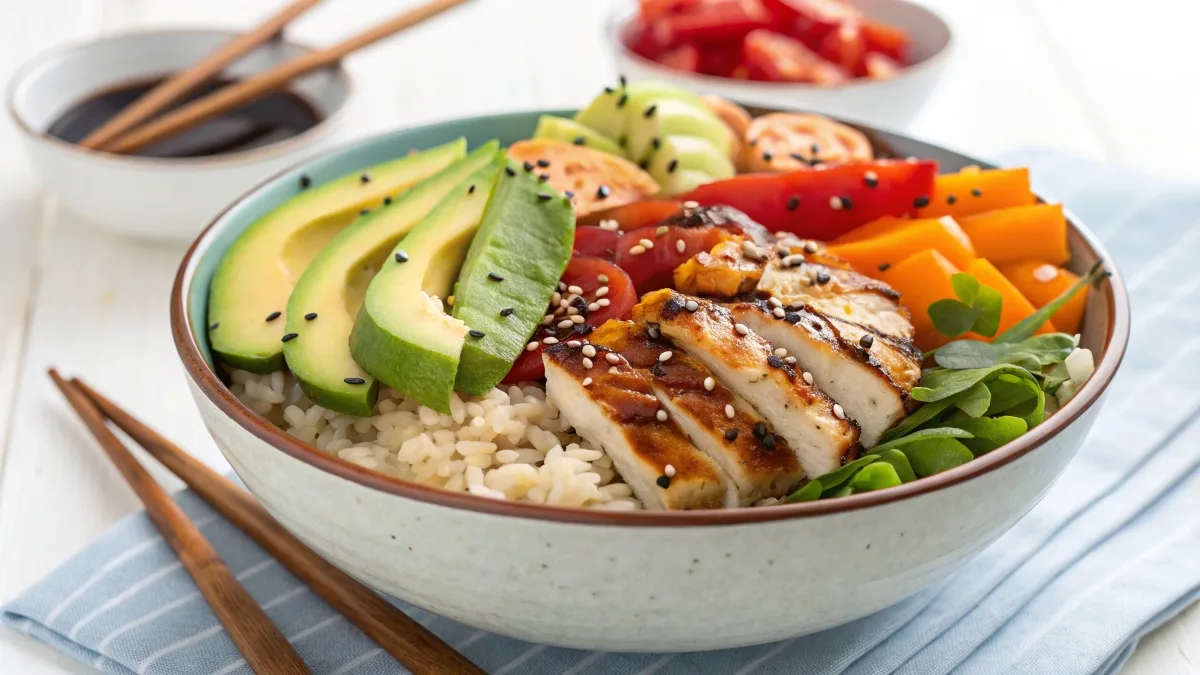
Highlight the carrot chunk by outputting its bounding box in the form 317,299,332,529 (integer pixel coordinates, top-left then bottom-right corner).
966,258,1056,337
877,249,963,351
831,215,952,245
958,203,1070,265
998,262,1087,334
916,168,1036,219
828,216,975,274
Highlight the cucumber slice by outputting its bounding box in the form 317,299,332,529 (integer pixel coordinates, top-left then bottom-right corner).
574,81,705,155
626,98,734,164
647,135,736,194
533,116,621,156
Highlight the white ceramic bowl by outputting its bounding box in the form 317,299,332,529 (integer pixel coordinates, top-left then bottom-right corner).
6,29,353,243
172,112,1129,652
610,0,952,129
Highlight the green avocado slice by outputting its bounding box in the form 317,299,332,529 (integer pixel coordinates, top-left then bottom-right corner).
574,81,704,157
533,115,621,156
451,159,575,395
647,135,736,195
625,98,733,164
283,142,501,416
350,156,503,413
207,139,466,372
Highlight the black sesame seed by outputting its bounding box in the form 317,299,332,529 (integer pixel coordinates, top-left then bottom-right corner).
523,161,535,172
638,159,649,170
596,184,611,200
360,209,371,216
538,173,550,183
789,153,805,162
565,190,575,199
651,363,667,377
809,158,823,166
299,175,311,189
619,74,627,87
652,137,661,149
947,194,958,205
762,152,774,163
504,166,516,177
209,322,220,331
971,188,983,197
656,474,671,489
618,135,628,148
667,159,679,173
724,428,739,441
864,175,878,188
304,312,318,321
815,271,831,285
487,272,505,282
644,104,657,118
468,329,485,338
383,196,393,205
468,184,476,194
395,251,409,263
537,193,553,202
500,307,515,317
787,196,800,212
265,311,281,322
617,93,629,108
878,263,891,272
784,312,802,324
753,421,768,438
281,333,298,342
859,334,875,349
537,158,551,168
344,377,365,385
604,86,615,94
841,196,853,211
914,195,930,208
360,172,371,184
767,355,785,369
762,434,777,450
810,143,820,155
573,136,586,146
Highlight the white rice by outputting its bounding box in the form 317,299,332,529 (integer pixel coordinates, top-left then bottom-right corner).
228,369,642,510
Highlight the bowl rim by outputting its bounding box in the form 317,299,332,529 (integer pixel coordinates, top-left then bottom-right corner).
5,27,355,170
171,110,1131,528
606,0,953,94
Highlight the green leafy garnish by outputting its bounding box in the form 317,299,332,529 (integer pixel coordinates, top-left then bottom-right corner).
933,333,1076,370
928,273,1004,338
954,381,992,417
872,427,975,453
904,437,975,476
912,364,1040,403
939,416,1027,455
995,260,1107,344
877,449,917,482
848,462,903,492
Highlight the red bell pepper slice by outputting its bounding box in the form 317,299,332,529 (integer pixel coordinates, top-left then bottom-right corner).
577,200,681,231
658,43,703,72
682,159,938,240
639,0,703,21
763,0,860,46
819,20,866,74
654,0,772,48
862,20,909,63
742,29,847,83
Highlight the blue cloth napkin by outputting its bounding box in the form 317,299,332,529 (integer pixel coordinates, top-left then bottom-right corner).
5,151,1199,675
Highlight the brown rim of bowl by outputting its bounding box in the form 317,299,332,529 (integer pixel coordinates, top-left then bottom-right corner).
606,0,953,94
4,27,354,170
172,166,1130,529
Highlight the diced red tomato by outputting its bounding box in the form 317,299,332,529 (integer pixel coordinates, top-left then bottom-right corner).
699,42,749,78
658,43,702,72
573,227,621,260
864,52,902,79
640,0,703,21
577,200,681,231
819,20,866,73
862,20,909,62
763,0,860,46
623,17,667,60
682,159,938,240
502,258,637,384
653,0,773,48
742,29,847,83
614,226,735,294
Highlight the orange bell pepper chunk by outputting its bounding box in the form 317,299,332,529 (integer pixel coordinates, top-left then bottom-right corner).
998,262,1087,334
828,216,974,276
966,258,1056,337
831,215,957,246
878,249,962,351
916,168,1037,219
959,203,1070,265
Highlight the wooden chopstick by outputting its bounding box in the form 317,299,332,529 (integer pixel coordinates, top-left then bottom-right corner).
71,377,486,675
47,370,310,675
104,0,470,154
80,0,325,151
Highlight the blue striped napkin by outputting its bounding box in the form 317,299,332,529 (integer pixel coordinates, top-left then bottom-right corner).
5,151,1199,674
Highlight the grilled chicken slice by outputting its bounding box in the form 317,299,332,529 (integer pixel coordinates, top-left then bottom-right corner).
633,289,860,477
674,239,767,297
542,342,732,510
590,321,806,503
727,302,921,447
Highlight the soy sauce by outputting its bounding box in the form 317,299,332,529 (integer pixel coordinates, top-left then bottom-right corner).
47,76,322,158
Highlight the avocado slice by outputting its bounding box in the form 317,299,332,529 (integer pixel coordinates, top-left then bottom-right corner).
533,115,621,156
283,142,501,415
207,139,467,372
574,81,704,156
647,135,736,195
451,159,575,395
350,157,503,413
625,98,734,164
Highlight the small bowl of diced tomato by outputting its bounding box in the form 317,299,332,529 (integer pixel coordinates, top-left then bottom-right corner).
610,0,952,128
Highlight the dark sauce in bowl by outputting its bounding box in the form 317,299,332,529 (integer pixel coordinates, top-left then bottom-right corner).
47,77,322,158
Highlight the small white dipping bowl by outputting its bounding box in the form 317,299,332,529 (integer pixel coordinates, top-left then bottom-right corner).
610,0,952,129
6,29,353,243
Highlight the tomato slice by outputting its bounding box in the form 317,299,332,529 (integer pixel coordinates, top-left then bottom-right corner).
658,43,702,72
507,140,659,218
742,29,848,84
573,226,620,260
864,52,902,80
819,20,866,73
763,0,860,45
862,20,909,63
739,112,872,172
577,200,681,231
502,258,637,384
682,159,938,240
640,0,702,21
654,0,772,47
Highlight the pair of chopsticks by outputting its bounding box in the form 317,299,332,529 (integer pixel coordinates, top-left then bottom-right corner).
80,0,469,155
49,370,484,675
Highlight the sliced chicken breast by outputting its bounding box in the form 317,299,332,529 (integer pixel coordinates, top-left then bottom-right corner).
589,320,806,503
633,289,860,477
727,302,921,447
542,342,732,510
674,239,767,298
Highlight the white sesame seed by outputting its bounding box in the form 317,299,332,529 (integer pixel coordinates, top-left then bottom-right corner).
582,377,593,386
656,225,669,236
567,307,579,316
734,323,750,335
526,342,539,351
567,285,583,295
704,376,715,391
773,307,786,318
725,404,736,419
571,315,585,324
542,314,554,325
606,352,621,364
639,238,654,249
659,350,673,362
656,409,668,422
551,291,562,304
804,241,819,254
906,156,918,163
675,239,686,253
567,340,582,348
557,319,573,329
597,274,609,283
558,282,567,291
1034,264,1058,283
609,366,619,374
802,371,814,385
543,337,559,345
684,300,699,312
598,219,620,231
829,196,844,210
595,286,609,297
665,463,676,477
783,254,805,268
741,240,764,260
833,404,846,419
864,170,878,182
554,306,566,316
597,298,610,307
629,245,647,256
582,344,596,357
582,357,594,369
682,200,700,209
784,356,797,364
774,347,787,357
588,302,600,312
768,297,783,308
648,325,660,338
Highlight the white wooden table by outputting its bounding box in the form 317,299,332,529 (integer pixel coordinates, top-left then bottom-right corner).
0,1,1196,672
